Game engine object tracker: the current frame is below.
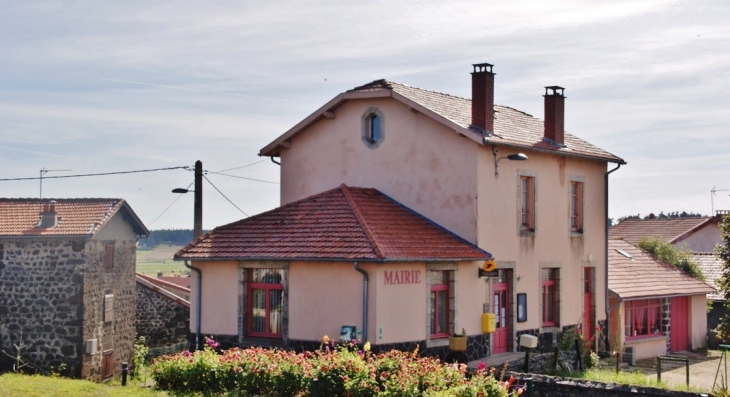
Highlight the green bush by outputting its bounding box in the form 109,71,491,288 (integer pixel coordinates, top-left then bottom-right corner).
150,337,513,396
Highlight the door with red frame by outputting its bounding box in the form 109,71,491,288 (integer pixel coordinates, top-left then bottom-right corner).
492,273,509,354
583,268,593,341
670,296,689,352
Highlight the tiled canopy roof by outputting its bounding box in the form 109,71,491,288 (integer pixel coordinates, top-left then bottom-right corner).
260,78,624,164
609,217,717,246
608,239,715,300
692,252,724,301
0,198,149,237
175,184,492,262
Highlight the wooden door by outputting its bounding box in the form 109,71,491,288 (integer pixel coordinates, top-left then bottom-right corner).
493,279,509,354
670,297,689,352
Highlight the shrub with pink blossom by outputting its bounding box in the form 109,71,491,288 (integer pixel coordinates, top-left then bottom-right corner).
150,337,513,396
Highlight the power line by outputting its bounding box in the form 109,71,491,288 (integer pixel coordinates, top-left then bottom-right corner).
203,175,249,217
147,181,194,227
0,166,188,182
205,171,279,185
215,159,267,173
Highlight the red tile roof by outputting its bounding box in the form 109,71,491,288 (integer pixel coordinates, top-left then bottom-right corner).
608,239,715,300
609,217,717,246
175,184,492,262
260,79,624,164
0,198,149,237
692,252,724,301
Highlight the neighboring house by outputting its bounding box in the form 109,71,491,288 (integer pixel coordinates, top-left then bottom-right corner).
0,199,149,380
179,63,624,359
609,217,721,253
135,273,190,350
693,252,725,348
608,239,714,362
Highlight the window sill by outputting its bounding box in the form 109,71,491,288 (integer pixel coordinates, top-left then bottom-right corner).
520,230,536,237
426,337,449,348
625,334,665,344
570,231,583,238
541,325,560,332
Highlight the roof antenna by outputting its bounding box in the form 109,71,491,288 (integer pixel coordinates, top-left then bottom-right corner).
711,187,729,216
40,167,71,199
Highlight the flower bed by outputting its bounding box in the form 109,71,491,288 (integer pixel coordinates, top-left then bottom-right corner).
151,337,518,396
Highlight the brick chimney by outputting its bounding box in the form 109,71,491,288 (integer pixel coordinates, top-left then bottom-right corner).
543,86,566,146
471,63,495,133
40,200,58,227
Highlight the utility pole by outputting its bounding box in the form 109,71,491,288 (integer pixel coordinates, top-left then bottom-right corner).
194,160,203,240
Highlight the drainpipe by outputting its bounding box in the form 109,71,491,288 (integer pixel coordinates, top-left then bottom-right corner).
270,156,281,166
605,163,622,351
353,262,368,342
185,260,202,350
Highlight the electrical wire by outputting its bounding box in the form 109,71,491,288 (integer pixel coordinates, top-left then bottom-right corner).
0,166,187,182
205,171,279,185
203,175,249,217
147,181,195,227
214,159,267,173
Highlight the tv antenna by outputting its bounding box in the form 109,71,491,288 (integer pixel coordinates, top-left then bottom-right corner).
40,167,71,199
711,187,729,216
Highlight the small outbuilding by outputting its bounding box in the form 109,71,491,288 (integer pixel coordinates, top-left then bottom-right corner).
608,239,715,363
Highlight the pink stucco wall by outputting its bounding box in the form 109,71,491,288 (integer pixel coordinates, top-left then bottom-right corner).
477,149,608,334
191,260,239,335
280,98,479,243
675,223,721,253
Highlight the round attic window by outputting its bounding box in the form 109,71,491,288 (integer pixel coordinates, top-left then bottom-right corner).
361,107,384,148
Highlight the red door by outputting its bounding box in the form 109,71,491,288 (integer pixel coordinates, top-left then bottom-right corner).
670,297,689,352
583,268,593,340
493,279,509,354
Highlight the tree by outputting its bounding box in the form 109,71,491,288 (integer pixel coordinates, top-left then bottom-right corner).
716,214,730,341
637,237,705,281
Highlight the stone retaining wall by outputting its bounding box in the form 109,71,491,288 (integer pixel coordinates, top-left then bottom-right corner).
136,280,189,348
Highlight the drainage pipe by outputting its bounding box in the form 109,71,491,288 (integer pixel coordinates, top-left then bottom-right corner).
605,163,622,351
185,260,202,350
270,156,281,166
353,262,369,342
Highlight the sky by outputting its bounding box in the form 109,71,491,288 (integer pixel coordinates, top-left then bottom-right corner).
1,0,729,230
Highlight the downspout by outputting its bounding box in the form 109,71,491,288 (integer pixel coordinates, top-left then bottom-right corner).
605,163,622,351
353,262,368,342
185,260,202,350
270,156,281,165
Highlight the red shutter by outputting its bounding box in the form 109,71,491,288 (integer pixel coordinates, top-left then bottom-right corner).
527,177,536,230
575,182,583,232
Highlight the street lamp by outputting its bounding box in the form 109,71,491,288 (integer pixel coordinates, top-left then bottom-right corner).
493,146,528,178
172,160,203,240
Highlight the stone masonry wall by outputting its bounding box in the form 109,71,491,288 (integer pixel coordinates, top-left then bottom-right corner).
136,282,189,348
81,239,137,381
0,239,86,377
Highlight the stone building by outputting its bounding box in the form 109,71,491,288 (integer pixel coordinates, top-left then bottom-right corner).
135,273,190,350
0,199,149,380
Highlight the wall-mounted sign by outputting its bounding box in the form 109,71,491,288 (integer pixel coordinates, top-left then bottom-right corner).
482,259,497,272
478,268,499,278
383,270,422,285
517,293,527,322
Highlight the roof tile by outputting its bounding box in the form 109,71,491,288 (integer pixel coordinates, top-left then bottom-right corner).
609,217,716,246
175,185,492,262
608,239,715,299
0,198,148,237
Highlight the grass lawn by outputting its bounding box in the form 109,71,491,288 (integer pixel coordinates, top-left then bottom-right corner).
136,245,187,276
0,373,167,397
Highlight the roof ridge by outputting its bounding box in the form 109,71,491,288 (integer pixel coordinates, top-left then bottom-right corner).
339,184,385,259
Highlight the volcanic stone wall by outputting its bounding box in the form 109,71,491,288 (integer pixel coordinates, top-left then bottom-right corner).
0,239,86,377
136,281,190,348
81,239,137,381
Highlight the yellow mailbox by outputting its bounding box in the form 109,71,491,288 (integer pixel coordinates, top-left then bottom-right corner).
481,312,496,333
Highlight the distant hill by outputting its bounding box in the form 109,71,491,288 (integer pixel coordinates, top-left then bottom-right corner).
138,229,206,250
